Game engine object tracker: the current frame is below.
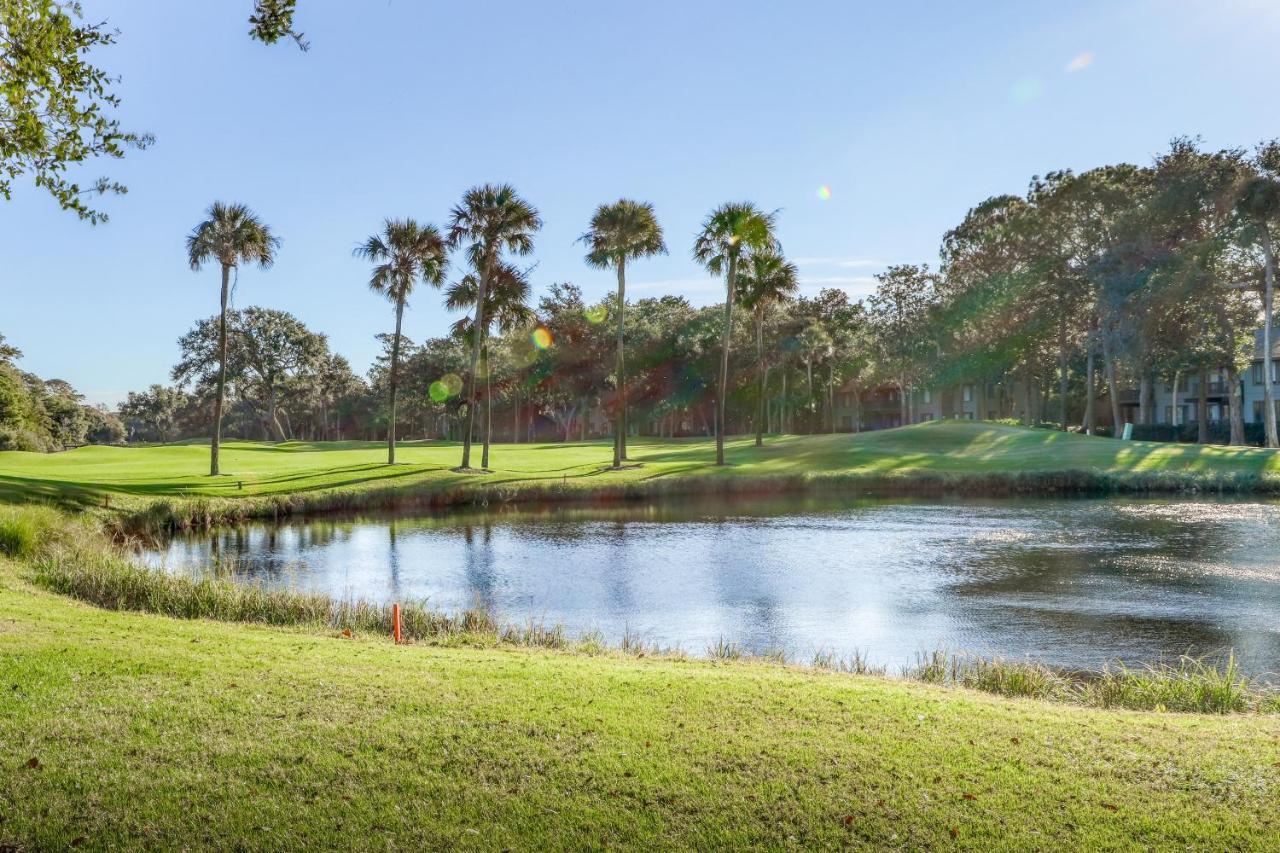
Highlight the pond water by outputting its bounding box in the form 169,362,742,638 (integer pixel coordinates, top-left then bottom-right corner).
143,496,1280,674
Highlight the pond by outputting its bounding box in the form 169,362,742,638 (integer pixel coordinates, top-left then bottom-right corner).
143,496,1280,675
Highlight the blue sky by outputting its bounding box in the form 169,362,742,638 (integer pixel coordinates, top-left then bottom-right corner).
4,0,1280,404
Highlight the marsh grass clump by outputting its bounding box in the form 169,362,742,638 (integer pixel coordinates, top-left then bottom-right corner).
903,650,1071,702
902,649,1280,713
1081,654,1269,714
812,647,887,676
707,637,744,660
502,618,569,650
0,504,64,558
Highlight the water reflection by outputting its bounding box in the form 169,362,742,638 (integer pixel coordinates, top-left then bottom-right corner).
142,496,1280,674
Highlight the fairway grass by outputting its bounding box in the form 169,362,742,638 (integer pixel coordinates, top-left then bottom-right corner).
3,554,1279,849
4,422,1280,531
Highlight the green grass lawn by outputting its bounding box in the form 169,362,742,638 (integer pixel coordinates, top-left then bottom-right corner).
3,421,1279,511
3,556,1278,850
3,428,1280,848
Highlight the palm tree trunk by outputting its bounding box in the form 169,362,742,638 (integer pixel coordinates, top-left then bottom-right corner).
387,298,404,464
1262,228,1278,447
806,360,814,430
755,305,765,447
716,253,738,465
828,364,835,433
614,258,627,467
211,263,231,476
481,339,491,470
460,252,490,470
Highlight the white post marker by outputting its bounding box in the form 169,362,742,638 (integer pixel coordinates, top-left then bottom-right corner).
1121,422,1133,441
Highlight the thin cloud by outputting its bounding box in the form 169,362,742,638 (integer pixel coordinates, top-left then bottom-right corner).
1065,52,1094,72
629,276,722,296
792,257,888,269
800,275,877,286
799,275,879,299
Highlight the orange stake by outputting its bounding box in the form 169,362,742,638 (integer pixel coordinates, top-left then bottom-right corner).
392,602,402,645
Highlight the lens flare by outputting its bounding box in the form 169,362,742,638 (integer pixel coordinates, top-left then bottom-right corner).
531,326,554,350
1011,77,1043,104
584,304,607,324
428,380,449,403
441,372,462,396
816,185,832,201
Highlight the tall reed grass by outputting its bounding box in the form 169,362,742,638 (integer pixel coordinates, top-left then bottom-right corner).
0,504,63,558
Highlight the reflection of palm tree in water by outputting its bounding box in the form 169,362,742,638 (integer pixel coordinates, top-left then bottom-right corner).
387,519,402,599
602,520,635,614
461,521,497,613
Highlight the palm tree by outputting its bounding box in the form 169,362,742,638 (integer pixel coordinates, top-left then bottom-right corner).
579,200,667,467
737,250,798,447
692,202,779,465
446,262,534,469
354,219,448,464
446,184,542,471
186,202,279,476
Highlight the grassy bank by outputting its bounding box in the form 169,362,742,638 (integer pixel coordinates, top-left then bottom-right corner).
2,509,1279,849
5,421,1280,532
25,513,1280,715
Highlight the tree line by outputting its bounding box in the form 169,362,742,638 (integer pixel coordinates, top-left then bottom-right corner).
0,334,125,450
11,138,1280,461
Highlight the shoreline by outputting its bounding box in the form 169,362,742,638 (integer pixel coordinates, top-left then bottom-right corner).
111,464,1280,537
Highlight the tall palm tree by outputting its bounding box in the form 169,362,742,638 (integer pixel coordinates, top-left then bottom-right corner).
354,219,448,464
446,262,534,469
692,202,779,465
579,200,667,467
186,202,279,476
446,184,542,471
737,250,799,447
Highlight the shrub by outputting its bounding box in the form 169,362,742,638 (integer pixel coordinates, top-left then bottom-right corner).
0,425,50,452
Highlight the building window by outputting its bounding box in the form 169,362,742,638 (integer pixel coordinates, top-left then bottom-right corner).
963,412,974,420
920,413,933,421
1253,363,1263,385
922,389,931,404
962,384,973,403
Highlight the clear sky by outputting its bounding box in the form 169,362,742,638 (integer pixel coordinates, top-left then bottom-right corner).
4,0,1280,405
